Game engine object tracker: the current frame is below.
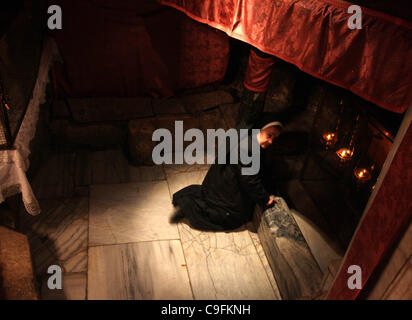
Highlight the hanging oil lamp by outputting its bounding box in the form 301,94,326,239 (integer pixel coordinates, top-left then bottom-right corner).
354,162,375,185
336,114,359,163
354,167,372,183
336,147,354,162
321,132,338,149
321,99,344,150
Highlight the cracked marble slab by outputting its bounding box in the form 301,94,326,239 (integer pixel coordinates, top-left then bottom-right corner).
19,198,88,275
166,170,277,300
179,224,278,300
248,229,282,299
89,181,179,246
163,162,211,177
41,273,86,300
162,151,214,178
88,240,193,300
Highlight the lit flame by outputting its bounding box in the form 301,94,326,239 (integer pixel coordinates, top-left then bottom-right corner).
321,132,337,149
354,168,371,182
323,133,335,141
337,148,353,160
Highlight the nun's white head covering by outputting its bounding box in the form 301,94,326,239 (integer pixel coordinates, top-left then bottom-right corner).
261,121,283,131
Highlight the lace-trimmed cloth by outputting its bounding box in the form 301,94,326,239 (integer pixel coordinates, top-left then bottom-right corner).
0,38,60,215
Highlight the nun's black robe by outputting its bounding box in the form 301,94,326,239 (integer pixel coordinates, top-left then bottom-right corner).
172,130,271,231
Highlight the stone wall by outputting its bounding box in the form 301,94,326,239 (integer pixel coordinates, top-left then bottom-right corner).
0,226,38,299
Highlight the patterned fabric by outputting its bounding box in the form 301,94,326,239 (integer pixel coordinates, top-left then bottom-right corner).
178,17,230,89
158,0,412,113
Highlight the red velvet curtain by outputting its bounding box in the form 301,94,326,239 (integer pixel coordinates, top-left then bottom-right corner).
159,0,412,114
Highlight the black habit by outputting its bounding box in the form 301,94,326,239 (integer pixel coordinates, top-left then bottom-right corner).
172,116,277,231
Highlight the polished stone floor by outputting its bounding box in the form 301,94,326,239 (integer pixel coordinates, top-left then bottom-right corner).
22,148,282,300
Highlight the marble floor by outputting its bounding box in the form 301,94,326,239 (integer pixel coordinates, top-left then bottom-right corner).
21,147,282,300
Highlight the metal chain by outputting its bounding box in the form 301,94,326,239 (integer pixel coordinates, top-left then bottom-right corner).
0,69,12,147
0,72,10,110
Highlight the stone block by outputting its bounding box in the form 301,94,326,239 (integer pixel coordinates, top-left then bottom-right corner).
219,103,240,129
0,226,38,299
182,90,234,113
52,100,71,118
128,109,226,165
128,117,158,165
51,119,125,149
68,97,153,122
152,97,187,115
153,90,233,115
253,198,323,299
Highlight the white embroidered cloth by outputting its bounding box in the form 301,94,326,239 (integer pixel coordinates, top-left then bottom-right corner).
0,37,59,215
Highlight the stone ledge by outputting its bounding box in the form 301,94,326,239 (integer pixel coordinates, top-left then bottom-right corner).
50,119,125,150
0,226,38,299
128,108,226,165
253,198,323,300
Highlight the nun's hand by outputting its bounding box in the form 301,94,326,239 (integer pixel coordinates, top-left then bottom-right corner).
267,195,279,206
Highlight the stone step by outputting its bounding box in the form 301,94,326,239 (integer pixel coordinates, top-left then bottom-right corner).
128,108,227,165
252,197,323,300
311,258,343,299
279,180,345,273
50,90,234,150
52,90,234,122
50,119,126,150
0,226,38,299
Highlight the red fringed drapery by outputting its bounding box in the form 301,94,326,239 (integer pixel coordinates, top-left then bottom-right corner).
158,0,412,114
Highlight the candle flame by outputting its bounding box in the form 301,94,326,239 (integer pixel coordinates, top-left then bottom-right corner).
354,168,371,182
336,148,353,161
321,132,337,149
322,132,336,141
